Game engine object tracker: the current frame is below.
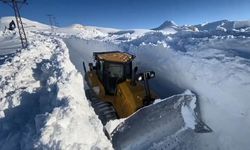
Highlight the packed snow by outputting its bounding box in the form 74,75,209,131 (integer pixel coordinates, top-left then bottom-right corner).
111,91,205,150
180,90,197,130
1,16,250,150
105,118,126,135
154,90,198,131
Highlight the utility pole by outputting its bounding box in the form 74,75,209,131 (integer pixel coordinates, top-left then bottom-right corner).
47,14,57,32
1,0,28,48
52,16,58,27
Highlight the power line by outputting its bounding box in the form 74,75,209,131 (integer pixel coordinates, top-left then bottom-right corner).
47,14,58,32
52,16,59,27
47,14,54,32
0,0,28,48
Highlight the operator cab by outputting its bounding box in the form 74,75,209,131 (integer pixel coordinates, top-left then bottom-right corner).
93,51,135,95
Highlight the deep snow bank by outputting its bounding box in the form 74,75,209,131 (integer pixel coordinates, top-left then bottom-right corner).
123,31,250,150
63,37,120,75
0,31,112,149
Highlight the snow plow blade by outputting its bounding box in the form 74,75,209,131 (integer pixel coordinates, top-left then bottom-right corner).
111,91,212,150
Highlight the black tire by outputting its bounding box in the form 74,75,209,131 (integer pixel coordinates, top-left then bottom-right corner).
85,89,118,125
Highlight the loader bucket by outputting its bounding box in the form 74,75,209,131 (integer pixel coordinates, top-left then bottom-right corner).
111,90,212,150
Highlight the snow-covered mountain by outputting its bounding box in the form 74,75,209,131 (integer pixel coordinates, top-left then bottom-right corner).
1,16,250,150
155,20,177,28
194,19,250,32
152,20,178,34
151,19,250,33
0,17,50,31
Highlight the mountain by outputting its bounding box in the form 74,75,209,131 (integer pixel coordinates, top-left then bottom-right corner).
152,20,178,34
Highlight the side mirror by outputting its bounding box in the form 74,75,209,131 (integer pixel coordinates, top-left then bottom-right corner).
137,71,155,81
131,66,138,86
137,71,155,105
82,61,87,73
134,66,138,73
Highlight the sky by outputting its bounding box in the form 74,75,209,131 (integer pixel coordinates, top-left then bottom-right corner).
0,0,250,29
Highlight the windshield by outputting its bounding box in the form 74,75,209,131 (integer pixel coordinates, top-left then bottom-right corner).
107,63,124,78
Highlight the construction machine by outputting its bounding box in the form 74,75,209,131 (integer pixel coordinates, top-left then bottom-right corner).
84,51,157,124
83,51,212,149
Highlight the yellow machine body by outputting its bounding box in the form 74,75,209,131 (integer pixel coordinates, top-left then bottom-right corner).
86,51,156,118
86,70,147,118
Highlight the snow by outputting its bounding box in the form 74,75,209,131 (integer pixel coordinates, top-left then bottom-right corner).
0,17,50,31
122,23,250,149
152,20,178,34
105,118,126,134
180,90,196,130
124,35,250,149
154,90,197,130
1,15,250,150
55,24,108,39
0,17,111,150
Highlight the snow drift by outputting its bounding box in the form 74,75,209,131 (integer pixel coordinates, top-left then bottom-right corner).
123,21,250,150
0,17,112,150
58,18,250,150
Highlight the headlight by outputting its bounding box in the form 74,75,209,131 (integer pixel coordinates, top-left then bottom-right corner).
150,72,155,78
138,76,143,81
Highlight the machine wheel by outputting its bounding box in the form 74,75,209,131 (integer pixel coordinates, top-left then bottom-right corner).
85,89,118,125
93,101,118,125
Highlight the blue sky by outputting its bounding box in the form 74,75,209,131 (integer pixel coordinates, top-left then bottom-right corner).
1,0,250,29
